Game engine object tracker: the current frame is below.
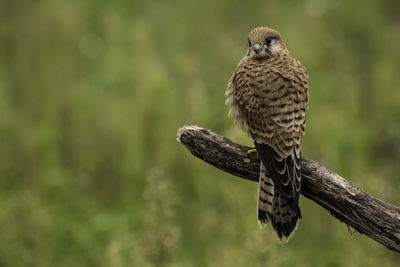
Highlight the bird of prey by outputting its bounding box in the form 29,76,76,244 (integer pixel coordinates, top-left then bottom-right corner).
225,26,309,241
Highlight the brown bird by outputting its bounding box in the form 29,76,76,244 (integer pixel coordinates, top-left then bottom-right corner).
226,26,308,241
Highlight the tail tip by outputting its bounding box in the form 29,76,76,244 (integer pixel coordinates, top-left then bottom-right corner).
257,209,270,228
273,210,301,241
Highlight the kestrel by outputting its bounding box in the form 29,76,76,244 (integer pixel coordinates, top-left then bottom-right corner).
225,26,308,241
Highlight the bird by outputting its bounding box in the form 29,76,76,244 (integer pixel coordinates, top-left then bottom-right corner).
225,26,309,241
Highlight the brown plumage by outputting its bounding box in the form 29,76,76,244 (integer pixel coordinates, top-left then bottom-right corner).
226,26,308,241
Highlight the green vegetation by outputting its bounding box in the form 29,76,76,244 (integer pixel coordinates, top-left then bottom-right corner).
1,0,399,266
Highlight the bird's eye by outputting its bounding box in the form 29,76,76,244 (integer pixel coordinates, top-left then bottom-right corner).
248,38,251,47
265,37,273,45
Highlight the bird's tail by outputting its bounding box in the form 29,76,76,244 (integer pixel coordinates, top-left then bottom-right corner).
258,162,302,241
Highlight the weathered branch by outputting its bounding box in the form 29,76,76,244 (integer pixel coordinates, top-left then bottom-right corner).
176,125,400,253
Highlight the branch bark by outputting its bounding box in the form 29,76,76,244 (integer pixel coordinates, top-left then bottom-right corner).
176,125,400,253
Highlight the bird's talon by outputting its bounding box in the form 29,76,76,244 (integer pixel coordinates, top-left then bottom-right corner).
247,148,257,155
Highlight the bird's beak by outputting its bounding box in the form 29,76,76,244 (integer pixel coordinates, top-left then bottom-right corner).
253,43,262,54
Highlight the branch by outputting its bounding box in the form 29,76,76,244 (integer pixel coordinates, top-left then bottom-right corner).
176,125,400,253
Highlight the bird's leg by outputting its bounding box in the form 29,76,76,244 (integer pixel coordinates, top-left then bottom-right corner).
247,146,257,155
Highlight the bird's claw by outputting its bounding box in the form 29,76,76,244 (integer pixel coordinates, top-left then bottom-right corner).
247,147,257,155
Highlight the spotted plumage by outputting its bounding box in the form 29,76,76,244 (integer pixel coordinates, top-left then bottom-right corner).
226,26,308,241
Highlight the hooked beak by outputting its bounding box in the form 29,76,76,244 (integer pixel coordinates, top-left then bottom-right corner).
253,43,262,54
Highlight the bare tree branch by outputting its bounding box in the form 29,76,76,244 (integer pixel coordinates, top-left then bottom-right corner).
176,125,400,253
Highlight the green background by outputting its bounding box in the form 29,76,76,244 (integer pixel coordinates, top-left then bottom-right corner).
1,0,400,266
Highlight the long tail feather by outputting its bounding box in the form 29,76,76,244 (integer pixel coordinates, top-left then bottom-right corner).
258,162,301,241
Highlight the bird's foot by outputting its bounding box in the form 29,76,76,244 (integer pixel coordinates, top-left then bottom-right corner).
247,146,257,155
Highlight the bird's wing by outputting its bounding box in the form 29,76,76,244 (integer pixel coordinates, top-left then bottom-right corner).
231,54,308,202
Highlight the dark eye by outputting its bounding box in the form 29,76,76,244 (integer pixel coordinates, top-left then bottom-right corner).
248,38,251,47
265,37,273,45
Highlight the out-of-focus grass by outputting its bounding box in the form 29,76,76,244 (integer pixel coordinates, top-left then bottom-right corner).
0,0,399,266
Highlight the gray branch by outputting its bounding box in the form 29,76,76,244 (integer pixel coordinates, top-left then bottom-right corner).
176,125,400,253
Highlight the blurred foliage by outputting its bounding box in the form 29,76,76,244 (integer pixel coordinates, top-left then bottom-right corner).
0,0,400,266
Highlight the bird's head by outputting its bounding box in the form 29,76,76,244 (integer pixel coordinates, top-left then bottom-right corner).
246,27,286,59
